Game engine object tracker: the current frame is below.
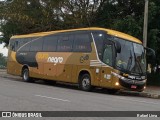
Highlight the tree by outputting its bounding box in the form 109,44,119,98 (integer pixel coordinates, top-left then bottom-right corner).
94,0,144,40
0,0,160,65
0,0,107,45
147,0,160,65
0,53,7,67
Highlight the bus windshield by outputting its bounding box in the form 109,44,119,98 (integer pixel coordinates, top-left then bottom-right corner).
113,37,146,75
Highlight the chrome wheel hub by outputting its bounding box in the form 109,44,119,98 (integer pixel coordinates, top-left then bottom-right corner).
82,78,90,87
24,71,28,80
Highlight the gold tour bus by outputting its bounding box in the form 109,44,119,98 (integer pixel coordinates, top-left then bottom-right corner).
7,27,153,93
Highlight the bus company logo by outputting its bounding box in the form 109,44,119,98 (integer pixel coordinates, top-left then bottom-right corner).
47,57,63,65
37,53,49,59
80,55,89,63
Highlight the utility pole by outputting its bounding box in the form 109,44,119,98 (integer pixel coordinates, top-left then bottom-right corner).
143,0,149,47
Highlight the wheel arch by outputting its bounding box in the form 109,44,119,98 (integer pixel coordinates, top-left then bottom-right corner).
78,69,93,84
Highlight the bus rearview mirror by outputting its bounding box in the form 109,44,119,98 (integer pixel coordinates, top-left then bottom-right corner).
145,47,156,64
145,47,155,58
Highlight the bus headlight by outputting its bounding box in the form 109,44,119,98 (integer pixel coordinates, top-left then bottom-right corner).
115,82,119,86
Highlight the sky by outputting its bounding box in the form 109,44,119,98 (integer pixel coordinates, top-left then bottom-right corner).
0,32,8,56
0,43,8,56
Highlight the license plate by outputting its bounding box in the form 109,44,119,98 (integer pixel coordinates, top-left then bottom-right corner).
131,85,137,89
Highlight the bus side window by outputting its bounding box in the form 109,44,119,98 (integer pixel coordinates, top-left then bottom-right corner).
92,32,104,60
30,37,43,51
9,40,15,51
73,33,91,52
9,39,19,51
43,35,58,52
57,34,73,52
19,38,31,52
14,40,19,51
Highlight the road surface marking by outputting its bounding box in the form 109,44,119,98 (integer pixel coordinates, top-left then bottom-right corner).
117,97,160,105
35,95,71,102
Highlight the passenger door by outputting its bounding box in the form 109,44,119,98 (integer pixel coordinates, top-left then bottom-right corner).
100,42,114,88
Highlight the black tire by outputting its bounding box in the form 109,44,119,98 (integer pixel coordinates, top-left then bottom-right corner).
107,89,118,94
22,68,34,82
79,74,92,91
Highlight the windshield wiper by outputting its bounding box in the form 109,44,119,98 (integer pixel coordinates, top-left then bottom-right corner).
116,65,129,73
127,50,133,71
133,52,143,74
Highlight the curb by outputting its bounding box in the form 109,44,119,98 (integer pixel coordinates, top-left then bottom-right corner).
140,92,160,99
0,74,21,80
119,91,160,99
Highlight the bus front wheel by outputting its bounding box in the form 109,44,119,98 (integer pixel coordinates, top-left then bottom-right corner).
79,74,91,91
22,68,34,82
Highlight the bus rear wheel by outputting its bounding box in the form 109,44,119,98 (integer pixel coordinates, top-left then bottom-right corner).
22,68,34,82
79,74,91,91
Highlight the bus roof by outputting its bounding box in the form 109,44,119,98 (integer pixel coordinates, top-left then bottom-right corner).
11,27,142,44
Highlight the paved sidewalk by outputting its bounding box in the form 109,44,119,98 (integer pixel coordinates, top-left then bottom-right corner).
0,69,160,99
0,69,21,79
144,86,160,96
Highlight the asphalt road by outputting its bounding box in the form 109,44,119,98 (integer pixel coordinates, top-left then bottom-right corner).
0,76,160,120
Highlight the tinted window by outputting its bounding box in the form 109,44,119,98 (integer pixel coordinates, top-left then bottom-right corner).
9,39,22,51
30,37,43,51
9,40,16,51
57,35,73,52
103,45,113,66
73,33,91,52
19,38,31,52
92,32,104,60
14,40,19,51
43,35,58,51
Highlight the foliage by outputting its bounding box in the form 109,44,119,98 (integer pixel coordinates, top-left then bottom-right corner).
147,73,160,86
0,53,7,67
0,0,160,64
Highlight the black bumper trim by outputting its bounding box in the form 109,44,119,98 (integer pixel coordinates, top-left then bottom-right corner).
119,78,146,90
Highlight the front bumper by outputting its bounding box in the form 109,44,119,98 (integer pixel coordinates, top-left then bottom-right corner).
119,78,146,91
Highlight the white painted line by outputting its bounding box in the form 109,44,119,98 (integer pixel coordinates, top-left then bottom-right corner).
35,95,71,102
117,97,160,105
